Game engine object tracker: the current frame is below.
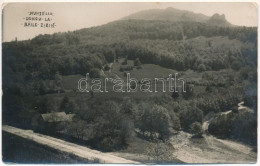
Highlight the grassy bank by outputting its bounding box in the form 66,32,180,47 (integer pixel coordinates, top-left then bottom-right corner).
2,132,97,164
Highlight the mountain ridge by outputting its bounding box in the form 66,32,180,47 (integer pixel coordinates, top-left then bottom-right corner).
122,7,232,26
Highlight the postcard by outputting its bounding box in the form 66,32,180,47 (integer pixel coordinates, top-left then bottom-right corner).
1,1,258,164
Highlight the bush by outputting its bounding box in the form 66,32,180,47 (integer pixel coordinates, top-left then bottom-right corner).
182,84,194,100
119,67,124,72
180,106,203,131
231,106,238,113
89,68,101,78
197,64,206,72
208,113,236,138
100,137,120,151
231,60,242,70
190,122,203,137
232,111,257,145
104,65,110,71
137,65,142,69
119,119,134,144
122,58,128,65
119,66,133,72
169,111,181,131
205,85,212,92
146,139,174,163
171,92,179,99
134,58,141,66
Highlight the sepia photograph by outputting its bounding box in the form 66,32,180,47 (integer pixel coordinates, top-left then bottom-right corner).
1,1,258,164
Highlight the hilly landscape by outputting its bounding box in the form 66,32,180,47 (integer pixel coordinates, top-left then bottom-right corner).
2,7,257,164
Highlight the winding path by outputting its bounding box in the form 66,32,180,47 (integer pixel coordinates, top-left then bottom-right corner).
203,101,253,133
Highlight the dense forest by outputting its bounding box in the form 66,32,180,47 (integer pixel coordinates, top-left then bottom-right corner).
2,10,257,162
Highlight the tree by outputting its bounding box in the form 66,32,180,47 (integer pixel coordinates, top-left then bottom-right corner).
146,139,175,163
182,84,193,100
55,71,62,88
248,70,257,82
104,49,115,63
169,111,181,131
171,92,179,99
134,58,141,67
135,104,171,140
197,63,206,72
180,106,203,131
190,122,203,137
120,97,136,116
205,84,212,93
89,68,101,78
231,106,238,113
239,66,250,80
35,97,51,114
93,101,126,150
60,95,76,113
119,118,134,144
104,65,110,71
60,95,69,110
231,60,242,70
67,120,88,140
38,81,48,95
122,58,128,65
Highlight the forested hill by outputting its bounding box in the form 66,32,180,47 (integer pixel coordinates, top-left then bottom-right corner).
3,19,257,81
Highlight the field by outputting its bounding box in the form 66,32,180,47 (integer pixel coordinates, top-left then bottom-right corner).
43,59,210,104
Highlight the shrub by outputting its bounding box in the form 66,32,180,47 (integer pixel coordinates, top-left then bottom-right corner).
171,92,179,99
120,66,133,72
182,84,194,100
146,139,175,163
104,65,110,71
190,122,203,137
134,58,141,66
231,60,242,70
197,64,206,72
169,111,181,131
137,65,142,69
89,68,101,78
231,106,238,113
179,106,203,131
122,58,128,65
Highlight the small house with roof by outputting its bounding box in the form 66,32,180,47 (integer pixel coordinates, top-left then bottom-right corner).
31,112,76,131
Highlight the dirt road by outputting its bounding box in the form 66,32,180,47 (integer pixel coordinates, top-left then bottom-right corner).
172,101,257,164
2,125,139,164
171,131,256,164
238,101,254,113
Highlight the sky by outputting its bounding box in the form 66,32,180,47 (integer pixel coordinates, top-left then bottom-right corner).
2,2,258,42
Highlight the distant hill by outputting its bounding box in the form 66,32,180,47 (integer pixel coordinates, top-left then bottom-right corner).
122,7,232,26
206,13,232,26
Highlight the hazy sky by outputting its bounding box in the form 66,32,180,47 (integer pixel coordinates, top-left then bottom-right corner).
3,2,258,42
